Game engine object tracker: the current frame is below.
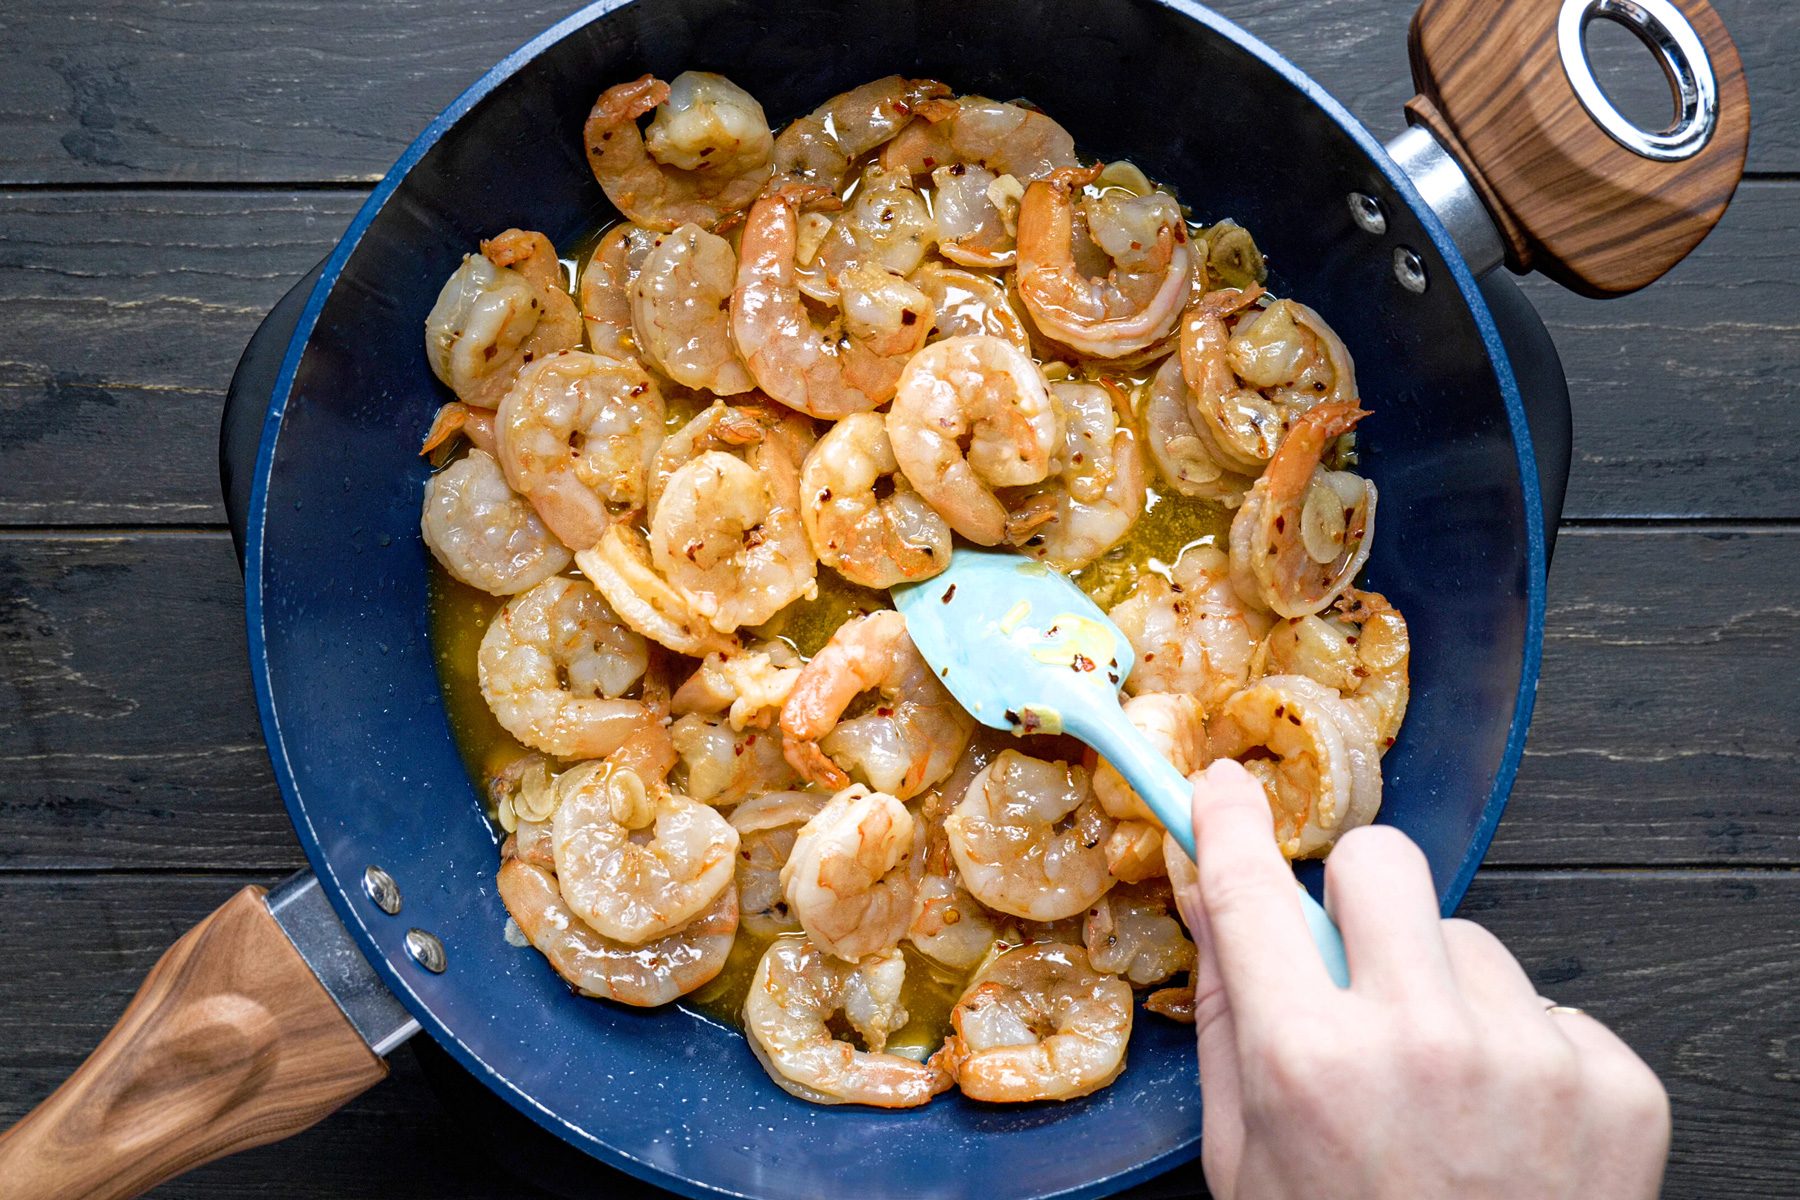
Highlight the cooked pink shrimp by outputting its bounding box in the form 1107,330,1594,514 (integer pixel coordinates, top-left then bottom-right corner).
772,76,951,192
880,96,1079,183
424,229,582,408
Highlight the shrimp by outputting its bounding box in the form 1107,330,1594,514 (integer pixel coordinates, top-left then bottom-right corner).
908,776,1002,971
1004,378,1144,570
578,221,660,360
671,641,802,730
420,401,498,460
880,96,1079,183
1179,287,1358,472
648,399,817,511
794,165,933,303
730,790,828,937
498,854,737,1007
1015,166,1193,360
931,163,1022,268
930,942,1132,1102
575,527,738,657
1229,402,1377,619
945,749,1115,921
779,609,974,800
1255,589,1411,748
772,76,951,192
424,229,582,408
1143,354,1255,504
549,748,740,944
421,448,571,595
669,715,798,807
909,262,1031,352
780,784,922,961
1092,692,1207,823
648,428,818,631
477,576,651,758
799,412,952,589
1083,880,1196,986
886,334,1062,545
1108,546,1274,712
584,73,774,231
1207,674,1383,859
494,349,664,549
731,186,933,418
744,937,952,1107
630,222,755,394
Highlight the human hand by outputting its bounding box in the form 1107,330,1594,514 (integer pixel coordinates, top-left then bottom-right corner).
1172,760,1670,1200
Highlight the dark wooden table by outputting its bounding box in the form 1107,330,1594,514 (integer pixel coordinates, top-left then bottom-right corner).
2,2,1796,1196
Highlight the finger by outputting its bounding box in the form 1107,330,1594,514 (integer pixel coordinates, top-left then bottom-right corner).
1189,760,1334,1018
1175,886,1245,1200
1552,1010,1673,1196
1441,918,1542,1015
1321,825,1455,998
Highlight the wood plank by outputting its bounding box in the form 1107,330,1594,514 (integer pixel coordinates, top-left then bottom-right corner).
1,527,1794,870
0,179,1795,527
0,0,1791,186
0,190,359,524
0,871,1792,1197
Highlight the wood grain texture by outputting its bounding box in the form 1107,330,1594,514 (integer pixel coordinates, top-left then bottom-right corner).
0,0,1792,185
0,872,1792,1199
0,191,359,524
0,886,386,1200
1,527,1793,871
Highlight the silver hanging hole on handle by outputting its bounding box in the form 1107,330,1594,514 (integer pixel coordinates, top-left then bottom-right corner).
1557,0,1718,161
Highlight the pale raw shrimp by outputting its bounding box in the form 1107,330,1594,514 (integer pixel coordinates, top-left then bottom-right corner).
421,448,571,595
794,165,933,303
731,186,933,418
945,749,1115,921
781,784,922,961
1143,355,1255,505
477,575,651,758
880,96,1079,183
730,790,828,937
1083,880,1196,986
424,229,582,408
909,262,1031,352
743,938,952,1107
908,770,1002,972
1103,820,1168,885
1208,673,1383,859
799,412,952,589
669,714,798,807
930,942,1132,1102
550,747,740,944
584,73,774,231
630,222,755,394
498,854,737,1006
495,349,664,549
1255,588,1411,749
771,76,951,192
886,334,1061,545
648,431,818,631
1005,378,1145,570
779,609,974,801
1108,546,1274,712
575,528,737,657
578,221,661,360
1179,287,1357,472
1229,402,1377,619
671,641,802,730
420,401,498,460
931,162,1021,268
1016,165,1193,360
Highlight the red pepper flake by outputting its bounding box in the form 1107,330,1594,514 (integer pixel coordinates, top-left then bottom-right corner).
1273,704,1286,718
1143,652,1156,662
941,583,956,603
1288,712,1302,726
1345,635,1358,645
1072,654,1096,672
1384,736,1396,747
1273,515,1286,534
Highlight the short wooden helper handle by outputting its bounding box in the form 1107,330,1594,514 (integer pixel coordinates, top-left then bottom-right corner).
1406,0,1750,296
0,886,388,1200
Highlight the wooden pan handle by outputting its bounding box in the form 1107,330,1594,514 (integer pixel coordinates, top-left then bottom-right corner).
1406,0,1749,296
0,886,388,1200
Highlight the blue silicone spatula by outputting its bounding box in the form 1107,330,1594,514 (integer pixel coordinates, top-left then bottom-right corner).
894,548,1350,987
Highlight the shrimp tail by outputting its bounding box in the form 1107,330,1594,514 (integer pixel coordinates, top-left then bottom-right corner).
784,736,851,791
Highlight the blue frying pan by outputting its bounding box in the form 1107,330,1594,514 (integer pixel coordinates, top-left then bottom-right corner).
1,1,1745,1197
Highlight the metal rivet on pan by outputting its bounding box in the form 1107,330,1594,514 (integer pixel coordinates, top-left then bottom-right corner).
362,865,402,914
405,928,447,973
1393,246,1428,294
1347,191,1387,234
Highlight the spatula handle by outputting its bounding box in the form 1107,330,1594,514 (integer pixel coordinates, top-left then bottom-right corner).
1080,716,1351,988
